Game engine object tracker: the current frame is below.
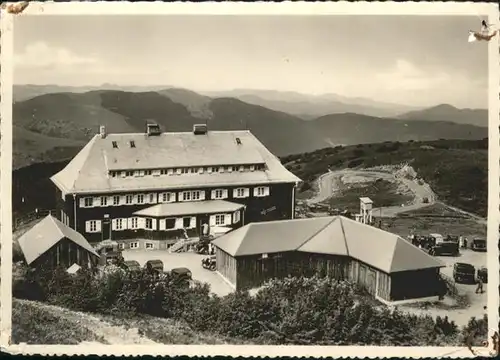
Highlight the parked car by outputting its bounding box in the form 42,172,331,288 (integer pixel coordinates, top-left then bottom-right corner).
453,263,476,283
471,238,487,252
144,260,164,276
445,235,459,243
202,255,217,271
429,241,459,256
429,233,444,244
477,267,488,283
170,267,192,286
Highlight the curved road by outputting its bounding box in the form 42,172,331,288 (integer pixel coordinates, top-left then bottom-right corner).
308,169,485,224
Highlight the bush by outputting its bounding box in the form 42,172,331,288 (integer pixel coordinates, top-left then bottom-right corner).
13,267,474,346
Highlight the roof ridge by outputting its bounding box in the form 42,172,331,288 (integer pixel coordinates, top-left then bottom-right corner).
233,225,251,256
338,216,351,257
294,216,338,251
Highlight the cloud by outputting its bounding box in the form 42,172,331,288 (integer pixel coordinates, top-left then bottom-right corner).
14,41,99,69
375,59,452,91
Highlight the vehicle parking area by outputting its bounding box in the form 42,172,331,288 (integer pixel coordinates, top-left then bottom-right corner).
400,248,487,326
122,250,235,297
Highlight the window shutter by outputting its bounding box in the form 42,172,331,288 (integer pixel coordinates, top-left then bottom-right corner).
225,214,232,225
232,189,238,198
120,195,127,205
96,220,102,232
200,191,206,200
211,190,216,199
138,217,146,229
111,219,117,230
159,219,165,231
175,218,183,229
253,188,258,197
264,186,270,196
85,221,91,232
176,168,182,175
209,215,216,226
132,194,138,204
223,189,228,199
79,198,85,207
126,218,132,229
207,167,213,174
190,217,196,228
107,196,113,205
244,188,250,197
152,219,157,231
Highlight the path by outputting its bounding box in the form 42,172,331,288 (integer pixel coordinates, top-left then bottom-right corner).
22,300,158,345
307,167,486,223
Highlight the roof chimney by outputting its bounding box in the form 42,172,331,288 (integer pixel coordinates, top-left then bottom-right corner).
146,123,161,136
99,125,106,139
193,124,208,135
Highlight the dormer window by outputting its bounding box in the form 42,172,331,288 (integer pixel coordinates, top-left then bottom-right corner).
112,141,118,149
130,140,136,148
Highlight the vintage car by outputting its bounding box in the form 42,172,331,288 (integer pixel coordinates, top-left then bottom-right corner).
144,260,164,276
471,238,487,252
429,241,459,256
170,267,193,286
202,255,217,271
453,262,476,284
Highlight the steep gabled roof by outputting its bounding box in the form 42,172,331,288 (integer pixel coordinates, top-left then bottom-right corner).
213,216,444,274
50,130,301,195
17,215,99,265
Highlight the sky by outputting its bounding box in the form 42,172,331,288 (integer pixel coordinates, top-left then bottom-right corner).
13,15,489,108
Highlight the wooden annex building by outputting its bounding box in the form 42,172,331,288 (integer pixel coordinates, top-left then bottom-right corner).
17,214,100,270
212,216,446,302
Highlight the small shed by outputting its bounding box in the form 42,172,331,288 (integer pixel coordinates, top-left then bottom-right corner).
17,214,99,270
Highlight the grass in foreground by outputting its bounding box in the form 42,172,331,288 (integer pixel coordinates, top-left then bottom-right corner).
12,299,106,345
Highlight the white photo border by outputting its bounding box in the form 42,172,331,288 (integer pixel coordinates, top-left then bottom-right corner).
0,1,498,358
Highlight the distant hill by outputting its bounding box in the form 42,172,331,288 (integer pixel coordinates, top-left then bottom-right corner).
397,104,488,127
312,113,487,145
13,90,488,169
201,88,421,119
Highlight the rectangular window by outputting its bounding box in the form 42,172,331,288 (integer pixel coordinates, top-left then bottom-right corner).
213,189,223,199
181,168,189,174
183,217,191,228
125,171,134,177
189,168,196,174
110,171,117,178
165,218,176,229
126,195,133,204
198,167,204,174
84,197,93,207
113,195,120,206
233,188,248,198
192,191,201,200
137,194,144,204
182,191,191,201
145,218,153,230
161,169,167,175
130,242,139,249
118,243,125,250
254,186,269,197
85,220,101,233
100,196,108,207
161,192,174,203
239,165,244,172
250,165,255,171
145,170,152,176
112,141,118,149
130,217,138,229
145,242,154,250
149,193,155,203
233,211,241,224
215,214,226,225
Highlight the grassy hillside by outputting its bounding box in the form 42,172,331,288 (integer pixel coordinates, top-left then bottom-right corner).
313,113,487,145
282,139,488,216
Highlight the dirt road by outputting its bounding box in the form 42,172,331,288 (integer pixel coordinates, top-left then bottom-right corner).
308,168,436,217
